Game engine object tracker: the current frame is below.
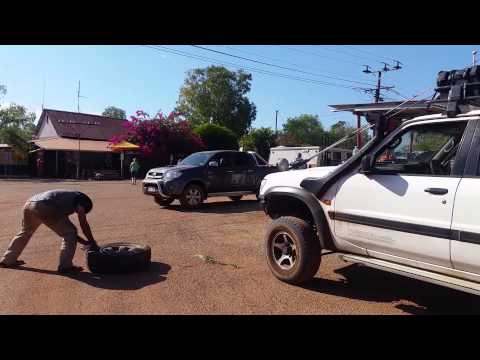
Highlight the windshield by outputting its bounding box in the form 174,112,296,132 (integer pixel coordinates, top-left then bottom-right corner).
179,152,211,166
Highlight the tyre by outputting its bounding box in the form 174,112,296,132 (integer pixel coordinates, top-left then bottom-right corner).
86,242,151,274
265,216,321,285
229,196,243,201
154,196,174,206
180,184,204,208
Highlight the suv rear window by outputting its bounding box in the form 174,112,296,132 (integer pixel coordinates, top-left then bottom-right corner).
231,152,256,168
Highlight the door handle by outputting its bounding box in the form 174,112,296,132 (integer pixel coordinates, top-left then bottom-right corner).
424,188,448,195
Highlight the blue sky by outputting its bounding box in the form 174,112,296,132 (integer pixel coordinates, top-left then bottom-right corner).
0,45,479,130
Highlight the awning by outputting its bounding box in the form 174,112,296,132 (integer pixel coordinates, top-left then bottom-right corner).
108,140,140,152
31,138,113,152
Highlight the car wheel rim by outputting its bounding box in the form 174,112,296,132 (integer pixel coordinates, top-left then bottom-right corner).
186,188,201,205
100,245,143,256
271,232,297,270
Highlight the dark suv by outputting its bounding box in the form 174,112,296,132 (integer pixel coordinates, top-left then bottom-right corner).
142,150,278,208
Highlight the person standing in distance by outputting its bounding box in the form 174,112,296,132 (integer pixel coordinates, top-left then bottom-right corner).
130,157,141,185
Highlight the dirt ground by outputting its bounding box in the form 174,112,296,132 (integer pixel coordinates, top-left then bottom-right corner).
1,179,480,315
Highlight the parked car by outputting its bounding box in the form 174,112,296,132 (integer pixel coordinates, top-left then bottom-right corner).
143,150,279,208
259,109,480,296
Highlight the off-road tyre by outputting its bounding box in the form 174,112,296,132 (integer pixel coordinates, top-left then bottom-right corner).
265,216,321,284
86,242,151,274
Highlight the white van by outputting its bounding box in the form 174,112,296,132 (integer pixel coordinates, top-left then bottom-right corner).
269,146,352,168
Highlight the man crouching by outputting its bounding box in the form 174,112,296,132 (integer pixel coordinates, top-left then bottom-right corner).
0,190,99,274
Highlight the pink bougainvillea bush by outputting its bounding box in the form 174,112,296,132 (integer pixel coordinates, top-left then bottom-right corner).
111,110,205,167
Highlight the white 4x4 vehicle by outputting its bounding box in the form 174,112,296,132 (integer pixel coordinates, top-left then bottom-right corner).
259,110,480,296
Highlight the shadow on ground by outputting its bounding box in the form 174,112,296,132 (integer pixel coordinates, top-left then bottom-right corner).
302,263,480,314
15,261,171,290
165,199,261,214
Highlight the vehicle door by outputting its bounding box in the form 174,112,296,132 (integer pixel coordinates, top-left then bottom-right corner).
333,119,471,268
451,118,480,276
229,152,256,191
206,152,232,193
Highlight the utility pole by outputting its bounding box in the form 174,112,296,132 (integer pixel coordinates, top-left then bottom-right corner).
473,50,478,66
75,132,81,179
361,61,402,103
275,110,279,134
374,71,382,103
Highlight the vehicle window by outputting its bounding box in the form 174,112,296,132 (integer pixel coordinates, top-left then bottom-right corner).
212,153,232,168
254,153,268,165
180,152,210,166
232,153,255,168
374,121,467,176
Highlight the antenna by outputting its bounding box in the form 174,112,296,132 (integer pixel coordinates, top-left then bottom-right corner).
41,80,46,110
77,80,87,113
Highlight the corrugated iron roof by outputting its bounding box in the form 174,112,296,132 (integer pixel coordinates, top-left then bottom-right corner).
37,109,128,141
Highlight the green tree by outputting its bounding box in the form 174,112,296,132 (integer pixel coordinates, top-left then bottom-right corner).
240,127,276,160
282,114,325,146
0,103,36,159
329,120,371,150
176,65,256,137
102,106,126,119
194,123,239,150
276,131,302,146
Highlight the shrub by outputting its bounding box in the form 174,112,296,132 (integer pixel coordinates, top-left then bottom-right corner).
193,123,239,150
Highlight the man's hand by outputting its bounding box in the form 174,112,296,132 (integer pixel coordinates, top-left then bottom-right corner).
77,235,99,251
77,205,96,244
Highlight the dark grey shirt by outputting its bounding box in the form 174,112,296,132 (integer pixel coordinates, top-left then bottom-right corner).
29,190,82,216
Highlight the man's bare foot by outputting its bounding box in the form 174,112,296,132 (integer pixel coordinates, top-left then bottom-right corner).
0,260,26,268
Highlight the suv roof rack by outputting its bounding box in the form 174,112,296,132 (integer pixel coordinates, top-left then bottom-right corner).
433,65,480,117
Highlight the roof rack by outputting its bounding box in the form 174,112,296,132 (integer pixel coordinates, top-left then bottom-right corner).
432,65,480,117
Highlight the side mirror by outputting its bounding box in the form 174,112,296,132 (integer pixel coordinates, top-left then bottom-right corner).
208,161,219,167
360,155,373,174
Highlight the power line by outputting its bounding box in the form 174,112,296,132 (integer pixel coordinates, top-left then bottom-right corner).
281,46,366,66
220,45,374,85
142,45,362,90
191,45,377,87
316,45,386,65
342,45,401,64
